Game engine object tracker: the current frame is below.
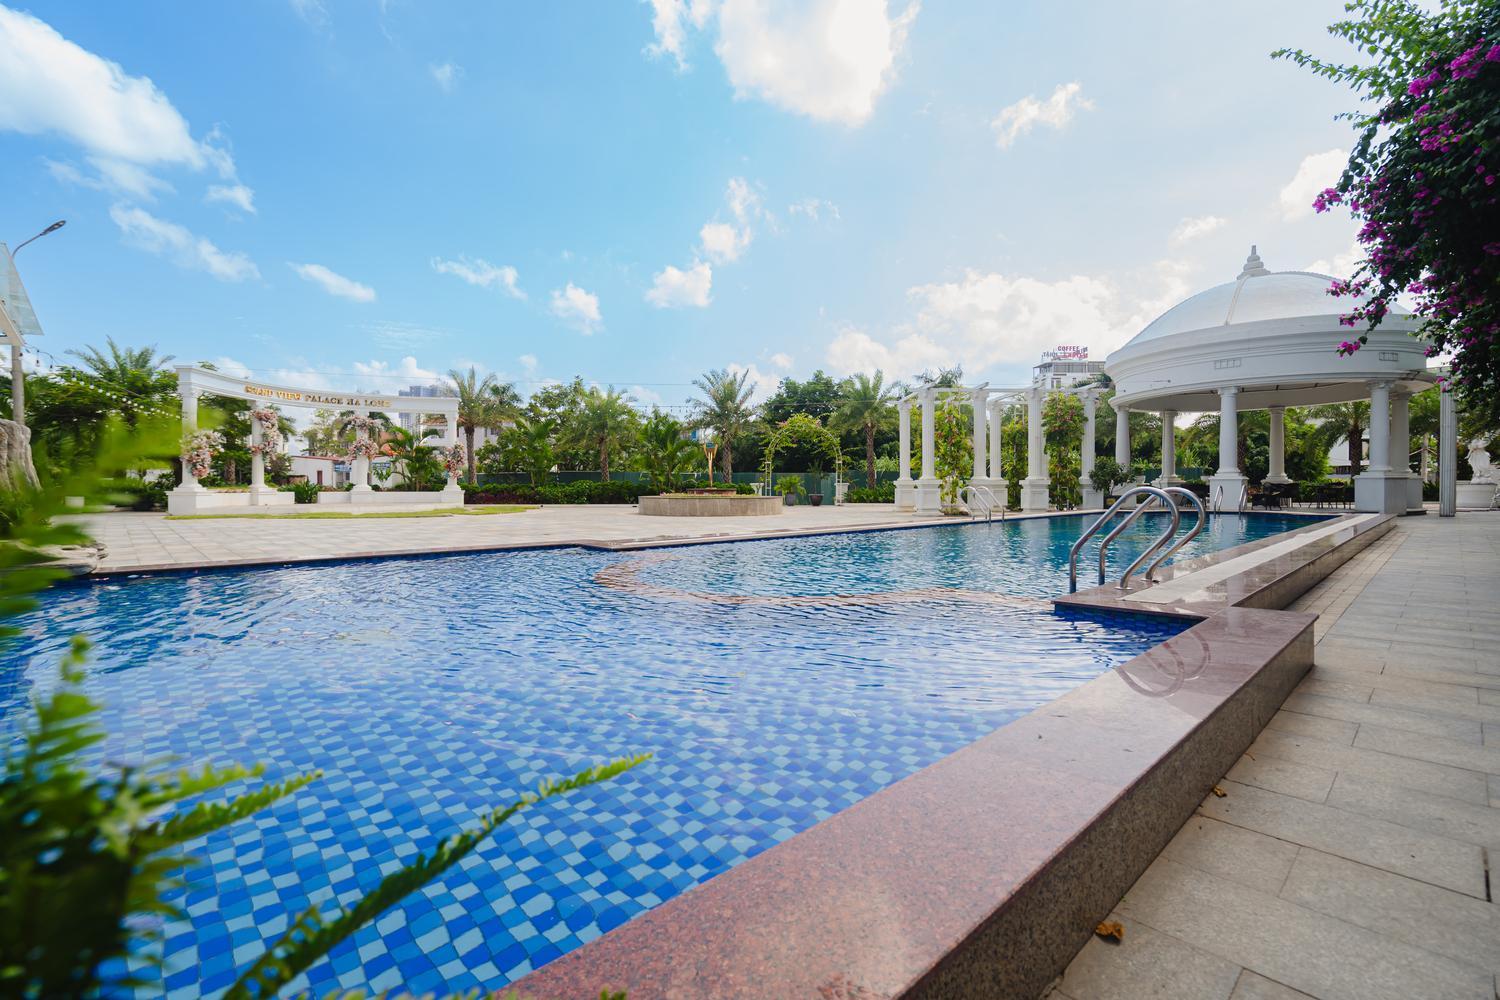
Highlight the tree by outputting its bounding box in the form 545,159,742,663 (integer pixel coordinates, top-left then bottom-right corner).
565,386,639,480
637,411,697,492
1308,401,1370,477
446,367,503,484
499,416,556,486
382,425,443,490
525,378,591,470
1275,1,1500,421
831,371,898,487
690,368,757,479
67,338,176,389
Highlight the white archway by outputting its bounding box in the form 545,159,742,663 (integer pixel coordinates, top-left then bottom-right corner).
168,365,463,515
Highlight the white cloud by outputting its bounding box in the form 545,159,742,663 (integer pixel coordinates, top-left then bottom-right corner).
518,353,539,375
289,0,329,26
788,197,839,222
725,175,760,223
1170,215,1225,244
206,183,256,214
366,321,447,351
693,0,918,126
1278,149,1347,221
825,261,1193,379
1306,240,1365,279
770,352,793,368
698,222,750,264
646,261,713,308
629,383,665,406
429,62,462,92
645,0,714,69
991,81,1092,149
431,256,525,299
110,204,259,282
352,356,439,383
550,282,603,333
727,361,781,402
0,6,247,196
290,262,376,302
47,157,173,200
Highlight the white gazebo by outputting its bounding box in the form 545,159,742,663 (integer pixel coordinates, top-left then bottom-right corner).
168,365,463,515
1105,248,1435,515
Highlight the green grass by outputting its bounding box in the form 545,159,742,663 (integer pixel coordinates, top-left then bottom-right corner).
165,505,536,521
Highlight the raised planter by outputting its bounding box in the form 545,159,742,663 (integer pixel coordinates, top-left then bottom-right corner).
166,487,294,515
638,494,784,517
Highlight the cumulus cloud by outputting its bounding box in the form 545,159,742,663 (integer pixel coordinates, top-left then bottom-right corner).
1306,240,1365,279
518,353,539,375
550,282,603,333
1170,214,1226,244
431,256,525,298
646,261,713,308
991,81,1092,149
825,262,1193,379
429,62,462,91
788,197,839,222
770,352,793,368
352,356,439,383
1279,149,1347,221
206,183,256,214
646,0,917,126
698,222,749,264
0,6,249,197
110,204,259,282
290,262,377,302
727,361,781,402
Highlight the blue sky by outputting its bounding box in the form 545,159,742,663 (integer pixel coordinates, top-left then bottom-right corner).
1,0,1368,412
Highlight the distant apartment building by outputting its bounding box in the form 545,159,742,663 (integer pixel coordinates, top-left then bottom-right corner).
1032,346,1106,389
396,382,502,447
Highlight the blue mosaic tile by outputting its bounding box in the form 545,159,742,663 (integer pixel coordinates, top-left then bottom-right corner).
0,514,1316,995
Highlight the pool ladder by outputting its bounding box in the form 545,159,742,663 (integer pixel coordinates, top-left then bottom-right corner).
961,484,1003,522
1067,485,1206,593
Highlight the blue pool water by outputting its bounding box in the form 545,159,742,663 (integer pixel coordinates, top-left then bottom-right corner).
4,512,1316,996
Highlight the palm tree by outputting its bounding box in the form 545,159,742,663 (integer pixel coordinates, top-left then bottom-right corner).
689,368,757,480
447,367,508,484
67,338,175,382
62,338,178,428
382,425,443,490
832,371,898,487
638,411,698,492
565,386,638,480
1308,401,1370,478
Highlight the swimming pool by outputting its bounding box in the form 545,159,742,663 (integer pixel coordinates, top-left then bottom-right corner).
5,512,1316,996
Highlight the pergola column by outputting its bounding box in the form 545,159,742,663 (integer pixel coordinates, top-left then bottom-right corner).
914,387,940,512
970,386,997,492
1157,410,1179,486
1114,400,1130,466
248,409,267,503
1080,391,1103,508
1390,390,1422,511
1264,406,1290,484
1355,379,1407,514
987,398,1004,489
1207,387,1248,509
351,408,372,494
174,375,203,492
1020,386,1050,511
894,398,914,510
441,402,464,500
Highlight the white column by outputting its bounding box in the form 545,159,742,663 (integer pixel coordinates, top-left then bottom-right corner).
1368,382,1391,472
970,386,991,485
895,398,914,510
1216,388,1239,476
1157,410,1178,485
10,343,23,426
988,398,1005,493
1114,400,1130,466
1080,392,1102,508
1265,406,1290,484
351,408,372,494
249,409,267,502
1355,380,1405,514
177,379,201,490
1390,390,1421,511
914,387,939,513
1020,386,1050,511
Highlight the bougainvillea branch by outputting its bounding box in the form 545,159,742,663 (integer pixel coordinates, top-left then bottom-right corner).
1275,0,1500,421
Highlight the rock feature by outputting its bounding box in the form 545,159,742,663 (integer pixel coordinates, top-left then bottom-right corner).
0,418,38,490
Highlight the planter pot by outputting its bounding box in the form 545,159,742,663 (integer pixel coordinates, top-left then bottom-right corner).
783,494,797,506
808,494,824,507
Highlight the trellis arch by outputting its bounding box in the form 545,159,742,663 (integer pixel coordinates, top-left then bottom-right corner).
761,413,841,480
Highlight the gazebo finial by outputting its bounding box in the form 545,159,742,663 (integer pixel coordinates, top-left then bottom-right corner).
1237,245,1270,279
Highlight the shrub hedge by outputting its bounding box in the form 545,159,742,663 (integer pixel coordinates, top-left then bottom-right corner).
845,483,895,503
459,480,754,504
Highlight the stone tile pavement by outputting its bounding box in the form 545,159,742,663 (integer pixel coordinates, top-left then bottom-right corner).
73,503,956,574
1047,512,1500,1000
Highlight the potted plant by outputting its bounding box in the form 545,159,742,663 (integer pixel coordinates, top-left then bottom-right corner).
776,474,806,506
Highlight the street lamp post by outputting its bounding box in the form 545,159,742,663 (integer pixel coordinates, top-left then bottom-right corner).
6,220,66,427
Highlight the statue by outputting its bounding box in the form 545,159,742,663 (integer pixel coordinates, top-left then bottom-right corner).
1467,438,1499,485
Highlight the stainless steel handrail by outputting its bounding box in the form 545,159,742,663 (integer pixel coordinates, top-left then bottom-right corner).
1144,486,1207,580
961,484,1001,522
1067,485,1174,592
1116,491,1181,589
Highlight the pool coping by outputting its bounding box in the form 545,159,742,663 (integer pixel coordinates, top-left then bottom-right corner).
510,513,1392,1000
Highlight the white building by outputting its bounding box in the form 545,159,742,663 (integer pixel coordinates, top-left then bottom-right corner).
289,455,344,488
1032,347,1105,389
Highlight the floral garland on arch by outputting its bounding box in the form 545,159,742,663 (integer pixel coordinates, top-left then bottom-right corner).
346,437,383,463
440,442,466,476
248,409,283,456
182,430,224,481
343,414,383,436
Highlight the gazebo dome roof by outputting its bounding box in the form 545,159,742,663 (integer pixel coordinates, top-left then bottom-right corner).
1123,246,1394,348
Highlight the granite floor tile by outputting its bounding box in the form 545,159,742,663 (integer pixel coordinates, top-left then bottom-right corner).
1263,709,1357,745
1324,772,1500,851
1223,754,1335,804
1228,971,1315,1000
1115,857,1492,1000
1196,780,1486,898
1053,917,1240,1000
1292,676,1373,704
1367,688,1500,724
1160,815,1299,895
1279,691,1482,742
1277,849,1500,975
1353,723,1500,775
1248,728,1490,804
